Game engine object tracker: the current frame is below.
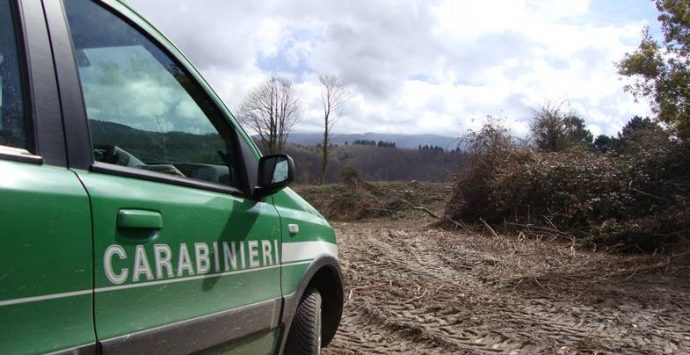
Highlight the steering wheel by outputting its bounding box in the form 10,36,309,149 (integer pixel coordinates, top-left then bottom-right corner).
94,144,118,164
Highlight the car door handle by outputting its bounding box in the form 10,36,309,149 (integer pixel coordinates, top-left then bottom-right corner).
117,209,163,230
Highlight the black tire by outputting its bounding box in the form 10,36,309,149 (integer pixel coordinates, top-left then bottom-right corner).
284,288,323,355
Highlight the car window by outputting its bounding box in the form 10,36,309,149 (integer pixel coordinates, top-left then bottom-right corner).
63,0,241,188
0,0,28,150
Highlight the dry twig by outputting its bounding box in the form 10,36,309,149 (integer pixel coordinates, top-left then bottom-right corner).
400,198,440,219
480,218,501,238
400,198,473,233
404,288,428,304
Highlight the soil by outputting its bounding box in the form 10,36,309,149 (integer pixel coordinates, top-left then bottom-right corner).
304,183,690,355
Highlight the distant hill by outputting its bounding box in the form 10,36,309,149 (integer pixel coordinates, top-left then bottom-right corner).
87,121,467,183
284,143,467,183
287,132,462,150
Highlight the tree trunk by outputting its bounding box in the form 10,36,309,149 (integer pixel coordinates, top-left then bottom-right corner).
320,122,329,184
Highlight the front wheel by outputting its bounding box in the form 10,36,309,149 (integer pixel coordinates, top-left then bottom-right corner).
284,288,323,355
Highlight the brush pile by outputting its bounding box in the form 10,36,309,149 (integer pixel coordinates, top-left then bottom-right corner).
444,123,690,252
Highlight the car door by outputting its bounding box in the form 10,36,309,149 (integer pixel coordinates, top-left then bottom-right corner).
52,0,282,353
0,0,95,353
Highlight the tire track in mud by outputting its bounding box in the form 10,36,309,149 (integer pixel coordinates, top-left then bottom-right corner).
323,220,690,355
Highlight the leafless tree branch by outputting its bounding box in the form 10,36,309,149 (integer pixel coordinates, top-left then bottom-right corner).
236,77,302,154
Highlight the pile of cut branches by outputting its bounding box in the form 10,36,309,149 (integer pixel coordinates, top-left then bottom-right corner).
444,123,690,253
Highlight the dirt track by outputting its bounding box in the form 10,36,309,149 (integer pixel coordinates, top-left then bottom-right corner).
323,219,690,355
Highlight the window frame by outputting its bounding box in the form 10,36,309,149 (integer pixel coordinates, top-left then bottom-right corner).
51,0,254,196
0,0,44,165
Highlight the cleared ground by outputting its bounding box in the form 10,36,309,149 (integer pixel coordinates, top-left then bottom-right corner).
295,183,690,354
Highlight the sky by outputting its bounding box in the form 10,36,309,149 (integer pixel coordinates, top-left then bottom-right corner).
126,0,661,138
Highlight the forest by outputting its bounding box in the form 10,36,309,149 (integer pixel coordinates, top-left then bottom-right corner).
283,142,466,183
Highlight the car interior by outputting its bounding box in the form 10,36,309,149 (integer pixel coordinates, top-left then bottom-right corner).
93,144,234,186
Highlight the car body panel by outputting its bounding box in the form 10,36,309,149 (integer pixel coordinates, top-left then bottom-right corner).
74,168,283,344
274,188,338,295
0,161,95,353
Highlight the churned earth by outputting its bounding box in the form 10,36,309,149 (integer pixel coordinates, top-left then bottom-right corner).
305,186,690,355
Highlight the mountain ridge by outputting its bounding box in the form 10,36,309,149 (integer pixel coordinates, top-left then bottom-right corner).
286,132,462,150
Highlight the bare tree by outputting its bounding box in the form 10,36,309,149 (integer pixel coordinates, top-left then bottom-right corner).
237,77,302,154
319,74,348,183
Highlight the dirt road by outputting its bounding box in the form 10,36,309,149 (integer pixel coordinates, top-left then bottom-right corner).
323,219,690,354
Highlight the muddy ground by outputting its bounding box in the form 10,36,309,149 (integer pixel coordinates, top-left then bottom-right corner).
300,183,690,355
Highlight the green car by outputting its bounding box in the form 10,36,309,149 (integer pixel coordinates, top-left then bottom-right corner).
0,0,343,353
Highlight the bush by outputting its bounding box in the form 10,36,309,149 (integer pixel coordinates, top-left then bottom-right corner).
529,105,593,152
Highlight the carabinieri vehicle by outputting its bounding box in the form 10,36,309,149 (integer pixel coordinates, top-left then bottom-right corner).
0,0,343,353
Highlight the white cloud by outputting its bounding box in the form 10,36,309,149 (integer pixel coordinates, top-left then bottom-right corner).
128,0,657,138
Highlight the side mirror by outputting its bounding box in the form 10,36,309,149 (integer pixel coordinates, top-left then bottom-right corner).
254,154,295,198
